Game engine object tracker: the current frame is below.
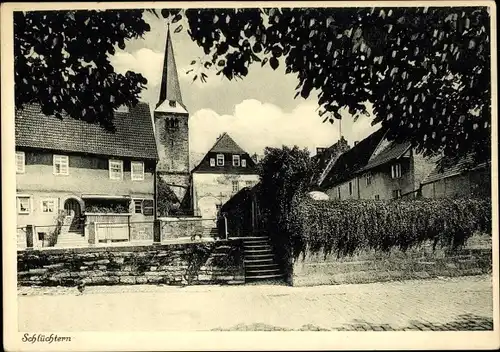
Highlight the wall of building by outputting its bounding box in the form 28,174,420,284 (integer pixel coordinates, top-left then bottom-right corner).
421,168,491,199
292,233,491,286
154,112,190,175
192,173,259,219
325,158,416,200
17,240,245,286
411,151,439,191
16,150,154,229
358,159,413,200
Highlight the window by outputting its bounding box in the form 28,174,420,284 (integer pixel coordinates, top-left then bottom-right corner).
217,154,224,166
232,155,240,167
16,151,25,173
391,163,402,179
215,204,222,214
245,181,254,187
348,181,353,195
142,199,154,216
17,196,30,214
109,160,123,180
167,118,179,130
232,180,239,193
53,155,69,175
169,100,176,107
241,159,247,167
131,161,144,181
375,195,380,200
338,187,341,199
41,198,57,213
392,189,402,199
366,172,372,186
210,158,216,167
133,199,143,214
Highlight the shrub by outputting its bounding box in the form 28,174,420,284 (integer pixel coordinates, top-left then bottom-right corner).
291,197,492,259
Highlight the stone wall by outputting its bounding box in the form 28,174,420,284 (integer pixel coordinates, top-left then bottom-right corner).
18,240,244,286
291,234,492,286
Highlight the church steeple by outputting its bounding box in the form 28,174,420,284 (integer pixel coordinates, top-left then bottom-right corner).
155,25,186,113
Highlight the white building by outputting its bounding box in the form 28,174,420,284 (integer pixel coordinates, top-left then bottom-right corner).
191,133,259,219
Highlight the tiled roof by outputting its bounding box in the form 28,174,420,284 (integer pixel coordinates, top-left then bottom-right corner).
320,128,386,189
358,141,412,173
192,133,257,174
208,133,246,154
15,103,158,160
422,154,489,185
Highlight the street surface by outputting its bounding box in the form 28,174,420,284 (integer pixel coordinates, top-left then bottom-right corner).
18,275,493,331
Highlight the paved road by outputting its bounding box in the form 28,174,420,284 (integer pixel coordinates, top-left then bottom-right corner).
18,275,493,331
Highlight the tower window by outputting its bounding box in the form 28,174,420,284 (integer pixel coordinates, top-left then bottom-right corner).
167,118,179,130
169,100,176,107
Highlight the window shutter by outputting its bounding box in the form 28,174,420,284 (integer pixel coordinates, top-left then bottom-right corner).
142,199,154,216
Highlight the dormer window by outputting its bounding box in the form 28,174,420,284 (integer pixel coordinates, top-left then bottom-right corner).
216,154,224,166
169,100,176,107
241,159,247,167
232,155,240,167
210,158,215,167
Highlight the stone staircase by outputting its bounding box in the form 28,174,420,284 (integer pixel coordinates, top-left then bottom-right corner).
55,232,88,248
55,215,87,248
243,236,284,282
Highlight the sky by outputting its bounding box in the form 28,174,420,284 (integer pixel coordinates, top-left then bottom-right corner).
110,11,380,159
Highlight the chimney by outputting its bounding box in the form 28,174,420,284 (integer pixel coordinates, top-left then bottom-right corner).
354,141,359,146
316,147,326,155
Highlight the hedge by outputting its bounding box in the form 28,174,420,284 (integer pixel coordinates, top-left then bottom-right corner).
290,197,492,259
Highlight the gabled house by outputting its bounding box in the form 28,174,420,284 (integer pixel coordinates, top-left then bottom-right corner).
319,128,436,200
15,102,158,245
191,133,259,220
421,155,491,198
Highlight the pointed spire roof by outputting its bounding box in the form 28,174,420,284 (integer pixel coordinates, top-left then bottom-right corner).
208,133,246,154
155,25,187,114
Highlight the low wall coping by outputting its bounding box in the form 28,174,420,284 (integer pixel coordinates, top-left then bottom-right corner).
85,213,132,216
17,238,240,255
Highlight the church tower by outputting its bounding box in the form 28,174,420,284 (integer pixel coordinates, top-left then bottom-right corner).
154,26,191,204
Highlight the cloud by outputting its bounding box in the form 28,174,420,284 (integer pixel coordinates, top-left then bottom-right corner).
189,99,380,156
110,48,164,88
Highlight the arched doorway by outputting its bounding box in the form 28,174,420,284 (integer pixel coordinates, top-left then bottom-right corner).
64,198,83,233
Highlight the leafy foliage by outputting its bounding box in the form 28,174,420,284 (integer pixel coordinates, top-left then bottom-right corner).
255,146,314,276
14,10,150,130
85,200,130,214
291,197,492,259
160,7,491,163
157,175,181,217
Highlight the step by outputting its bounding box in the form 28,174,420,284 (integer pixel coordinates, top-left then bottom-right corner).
244,248,273,253
244,244,271,248
244,258,275,264
245,273,284,280
246,268,281,275
245,263,280,269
